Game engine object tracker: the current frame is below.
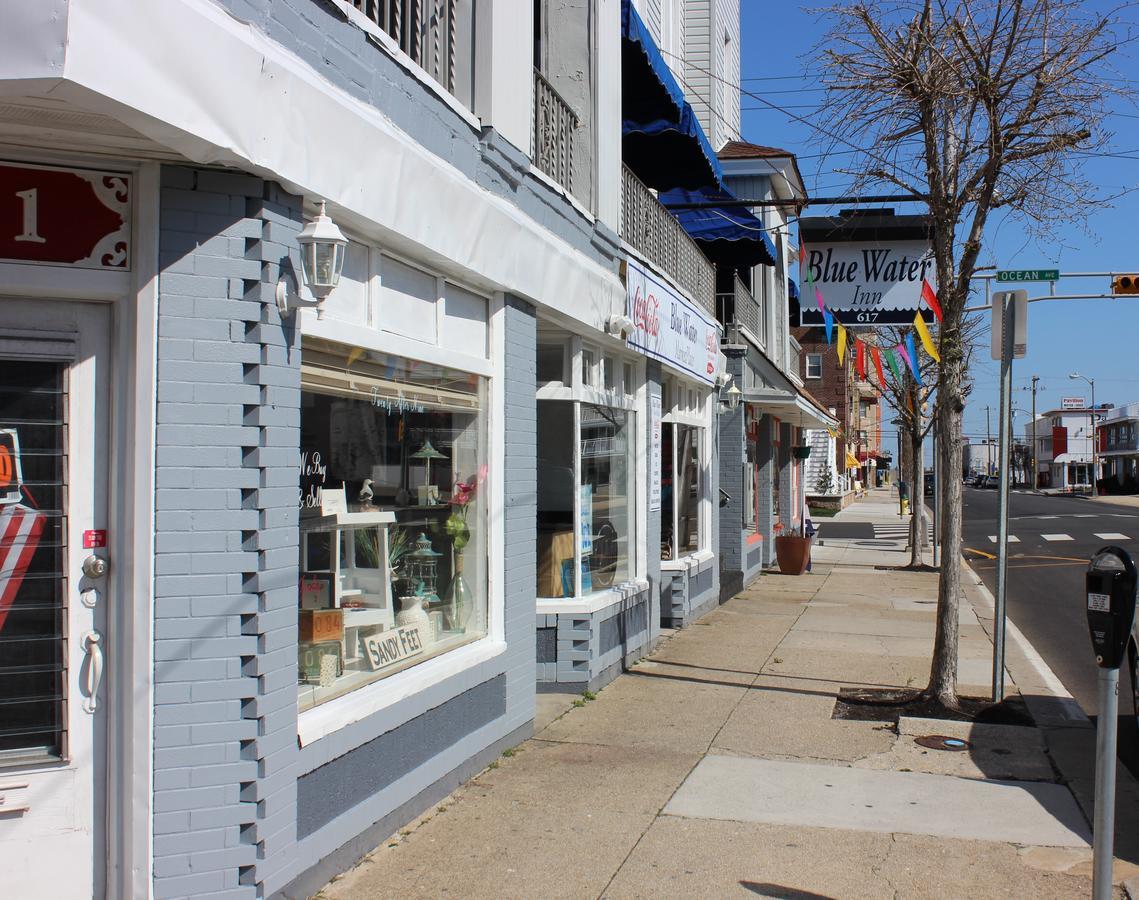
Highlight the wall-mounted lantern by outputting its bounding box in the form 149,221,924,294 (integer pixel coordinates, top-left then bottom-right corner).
297,200,348,298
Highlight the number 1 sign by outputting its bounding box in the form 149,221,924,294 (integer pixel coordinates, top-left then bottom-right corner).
0,162,131,270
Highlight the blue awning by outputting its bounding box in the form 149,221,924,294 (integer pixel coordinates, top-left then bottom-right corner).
659,186,776,268
788,278,799,301
621,0,723,191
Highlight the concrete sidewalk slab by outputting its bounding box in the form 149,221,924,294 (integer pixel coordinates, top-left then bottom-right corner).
601,818,1093,900
664,755,1090,848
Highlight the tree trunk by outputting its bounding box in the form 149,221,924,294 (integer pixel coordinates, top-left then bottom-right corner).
927,364,965,707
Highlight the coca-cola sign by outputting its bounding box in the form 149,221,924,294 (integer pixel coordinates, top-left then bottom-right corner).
625,257,719,385
0,162,131,270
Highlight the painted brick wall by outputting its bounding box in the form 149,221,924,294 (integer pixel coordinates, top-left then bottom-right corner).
502,296,539,727
213,0,621,275
153,166,305,899
717,352,746,583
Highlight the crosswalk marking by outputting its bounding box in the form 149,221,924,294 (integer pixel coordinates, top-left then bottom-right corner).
1073,514,1096,518
988,535,1021,543
1041,534,1074,542
1094,533,1131,541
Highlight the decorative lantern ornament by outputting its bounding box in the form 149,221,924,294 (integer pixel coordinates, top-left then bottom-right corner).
297,200,348,299
403,533,442,602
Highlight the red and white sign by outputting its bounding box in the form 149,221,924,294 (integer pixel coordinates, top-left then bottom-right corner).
83,530,107,549
0,429,22,505
625,256,720,385
1060,396,1085,410
0,502,45,633
0,162,131,270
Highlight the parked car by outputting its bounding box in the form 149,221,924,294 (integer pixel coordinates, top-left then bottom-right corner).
983,474,999,489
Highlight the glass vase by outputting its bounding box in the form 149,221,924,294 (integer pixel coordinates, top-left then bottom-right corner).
443,552,472,633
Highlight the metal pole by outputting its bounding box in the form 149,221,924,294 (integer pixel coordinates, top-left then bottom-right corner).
1092,380,1098,498
985,405,993,474
932,426,939,566
1092,665,1119,900
1031,376,1038,491
993,294,1015,702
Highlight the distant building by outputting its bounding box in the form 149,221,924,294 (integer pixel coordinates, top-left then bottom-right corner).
964,438,999,477
1097,401,1139,492
1026,405,1105,490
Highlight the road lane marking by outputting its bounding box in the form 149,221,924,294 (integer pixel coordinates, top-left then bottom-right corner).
1041,533,1074,541
965,547,997,559
1073,514,1095,518
1094,532,1131,541
987,535,1020,543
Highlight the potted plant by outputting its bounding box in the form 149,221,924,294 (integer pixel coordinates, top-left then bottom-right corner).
774,522,812,575
792,445,812,460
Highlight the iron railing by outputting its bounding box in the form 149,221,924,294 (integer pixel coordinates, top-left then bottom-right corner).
622,165,715,314
715,274,762,342
533,69,577,193
352,0,463,97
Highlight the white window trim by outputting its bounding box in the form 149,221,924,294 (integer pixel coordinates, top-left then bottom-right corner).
535,579,651,616
805,353,823,379
536,334,642,600
298,638,508,745
296,291,505,741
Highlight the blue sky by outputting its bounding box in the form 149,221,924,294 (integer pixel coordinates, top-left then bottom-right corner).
739,2,1139,451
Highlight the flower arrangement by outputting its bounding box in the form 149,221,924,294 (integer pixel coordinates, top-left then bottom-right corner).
445,464,487,552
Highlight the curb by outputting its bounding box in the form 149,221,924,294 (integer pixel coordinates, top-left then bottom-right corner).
959,557,1090,727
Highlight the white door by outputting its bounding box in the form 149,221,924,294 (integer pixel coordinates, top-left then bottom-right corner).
0,298,111,898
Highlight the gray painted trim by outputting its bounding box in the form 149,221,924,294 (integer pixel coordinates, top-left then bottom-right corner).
296,676,507,838
273,721,531,900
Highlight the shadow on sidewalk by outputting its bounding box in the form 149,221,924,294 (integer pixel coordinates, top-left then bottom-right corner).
741,883,836,900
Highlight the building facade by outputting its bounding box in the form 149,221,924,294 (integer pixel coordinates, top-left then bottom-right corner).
1027,406,1101,491
1094,402,1138,493
0,1,799,898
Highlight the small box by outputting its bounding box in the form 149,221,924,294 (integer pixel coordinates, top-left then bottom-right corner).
299,609,344,643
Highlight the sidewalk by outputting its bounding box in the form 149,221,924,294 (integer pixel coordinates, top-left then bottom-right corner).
315,487,1132,899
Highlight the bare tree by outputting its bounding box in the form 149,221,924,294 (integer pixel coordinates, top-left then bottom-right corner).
817,0,1129,709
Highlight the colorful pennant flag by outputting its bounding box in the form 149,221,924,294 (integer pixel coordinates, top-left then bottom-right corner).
837,324,847,363
855,340,866,380
870,345,886,386
921,279,943,322
799,241,807,266
814,287,825,312
823,308,833,344
913,312,940,363
905,332,922,385
884,347,903,385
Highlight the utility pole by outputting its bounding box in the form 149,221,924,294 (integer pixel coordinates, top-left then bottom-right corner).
1030,376,1039,490
985,405,993,474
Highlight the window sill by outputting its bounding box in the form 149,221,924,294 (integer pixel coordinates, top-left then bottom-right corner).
297,637,508,746
536,579,651,616
661,548,714,573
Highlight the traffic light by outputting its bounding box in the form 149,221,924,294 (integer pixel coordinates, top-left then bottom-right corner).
1112,275,1139,295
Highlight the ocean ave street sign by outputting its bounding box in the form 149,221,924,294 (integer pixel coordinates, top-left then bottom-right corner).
996,269,1059,283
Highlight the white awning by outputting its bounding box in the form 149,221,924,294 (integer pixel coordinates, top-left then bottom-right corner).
742,388,837,429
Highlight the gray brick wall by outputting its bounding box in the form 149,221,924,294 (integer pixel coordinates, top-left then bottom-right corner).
153,166,305,899
214,0,621,278
502,296,538,728
757,415,776,566
718,352,746,591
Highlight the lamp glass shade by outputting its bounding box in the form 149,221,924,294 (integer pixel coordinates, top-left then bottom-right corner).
297,201,348,298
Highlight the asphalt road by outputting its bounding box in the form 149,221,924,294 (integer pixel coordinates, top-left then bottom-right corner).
959,486,1139,775
960,485,1139,716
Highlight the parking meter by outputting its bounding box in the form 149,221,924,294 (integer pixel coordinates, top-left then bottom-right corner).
1086,547,1138,668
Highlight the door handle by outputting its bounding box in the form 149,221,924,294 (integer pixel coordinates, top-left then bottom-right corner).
81,630,103,714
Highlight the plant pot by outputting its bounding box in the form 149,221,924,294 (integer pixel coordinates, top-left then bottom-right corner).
792,445,812,460
774,534,812,575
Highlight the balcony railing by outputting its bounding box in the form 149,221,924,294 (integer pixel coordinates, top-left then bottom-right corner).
716,274,762,343
533,69,578,194
351,0,467,100
788,335,802,380
622,165,715,315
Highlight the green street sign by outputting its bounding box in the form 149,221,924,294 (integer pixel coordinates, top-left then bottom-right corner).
996,269,1059,283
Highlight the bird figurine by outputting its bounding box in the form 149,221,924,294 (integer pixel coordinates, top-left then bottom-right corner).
358,478,375,506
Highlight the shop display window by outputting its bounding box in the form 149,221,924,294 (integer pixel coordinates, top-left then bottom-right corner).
298,338,488,711
661,424,701,559
536,334,637,599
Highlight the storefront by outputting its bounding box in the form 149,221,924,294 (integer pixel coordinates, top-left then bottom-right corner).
533,324,653,689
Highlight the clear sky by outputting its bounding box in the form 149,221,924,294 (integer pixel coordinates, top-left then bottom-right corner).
738,1,1139,453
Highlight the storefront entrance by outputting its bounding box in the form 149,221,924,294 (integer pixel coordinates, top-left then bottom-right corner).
0,298,111,897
